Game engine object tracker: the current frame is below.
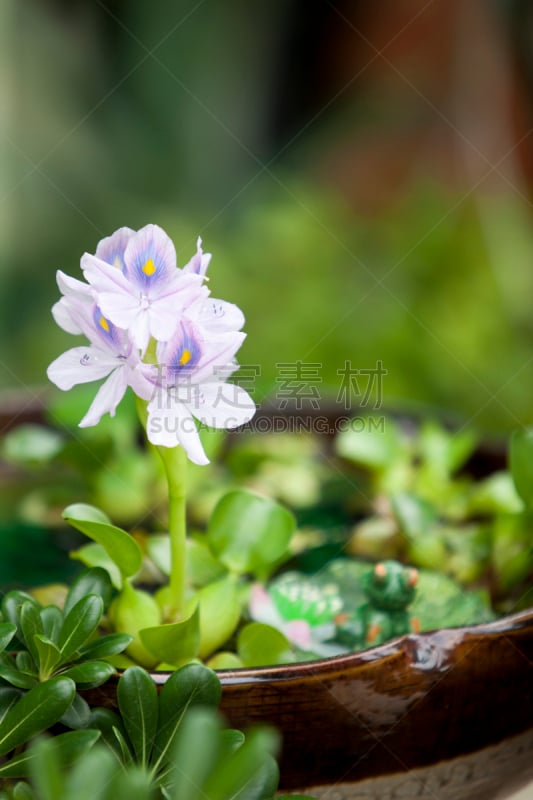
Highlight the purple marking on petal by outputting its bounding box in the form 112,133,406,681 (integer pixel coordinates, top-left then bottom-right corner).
123,224,176,292
92,305,124,350
95,227,135,271
166,322,203,382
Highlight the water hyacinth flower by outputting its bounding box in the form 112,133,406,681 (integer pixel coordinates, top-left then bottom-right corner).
146,319,255,464
47,224,255,463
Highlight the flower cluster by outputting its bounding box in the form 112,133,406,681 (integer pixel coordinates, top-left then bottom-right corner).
47,224,255,464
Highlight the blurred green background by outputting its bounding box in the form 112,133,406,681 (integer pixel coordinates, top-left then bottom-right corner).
2,0,533,432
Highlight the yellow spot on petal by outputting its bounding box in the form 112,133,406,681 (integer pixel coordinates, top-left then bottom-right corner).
179,349,192,365
99,316,110,332
142,258,156,276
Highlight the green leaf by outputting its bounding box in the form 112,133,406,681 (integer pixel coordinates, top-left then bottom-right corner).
25,738,63,800
197,577,241,659
59,661,115,690
70,544,123,590
202,726,280,800
12,781,35,800
0,730,100,778
62,504,142,579
117,667,158,767
492,512,533,592
0,688,22,726
140,606,200,666
64,568,114,616
59,693,91,730
1,424,64,465
335,418,403,469
87,707,128,760
19,603,44,666
15,652,36,676
0,665,37,691
109,583,161,668
33,635,61,679
165,707,221,800
152,664,221,773
61,745,120,800
510,429,533,510
207,490,296,576
0,677,76,756
1,591,39,630
78,633,133,660
186,538,227,587
237,623,294,667
390,492,438,539
0,623,16,653
57,595,103,661
40,607,63,643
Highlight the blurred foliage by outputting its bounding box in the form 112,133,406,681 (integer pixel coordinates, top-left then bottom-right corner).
1,0,533,433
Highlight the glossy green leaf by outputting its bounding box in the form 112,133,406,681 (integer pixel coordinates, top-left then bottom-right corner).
1,591,39,630
0,677,76,756
78,633,133,660
0,665,37,691
140,605,200,666
57,595,103,661
207,490,296,576
0,623,16,653
19,603,44,666
117,667,158,767
34,635,61,679
0,729,100,778
60,661,115,690
0,688,22,726
152,664,221,772
197,576,241,659
40,606,63,643
15,652,36,676
237,623,294,667
510,429,533,510
62,504,142,579
59,692,91,730
64,568,114,616
87,707,128,759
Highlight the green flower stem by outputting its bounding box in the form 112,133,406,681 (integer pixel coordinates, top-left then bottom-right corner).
135,396,187,619
156,442,188,619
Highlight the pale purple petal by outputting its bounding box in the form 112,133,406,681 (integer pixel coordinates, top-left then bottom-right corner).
187,382,255,429
197,298,245,333
81,253,133,295
191,331,246,385
47,347,118,390
52,298,84,335
123,224,176,291
79,368,128,427
127,363,156,402
146,396,209,465
96,291,142,331
56,270,92,299
95,227,135,270
182,237,211,277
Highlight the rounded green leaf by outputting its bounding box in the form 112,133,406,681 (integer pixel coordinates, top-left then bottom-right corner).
117,666,158,766
33,636,61,679
237,623,294,667
64,568,114,616
78,633,133,660
109,582,161,668
59,661,116,690
0,677,76,756
57,595,104,661
62,504,142,579
207,490,296,576
140,605,200,666
197,577,241,659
